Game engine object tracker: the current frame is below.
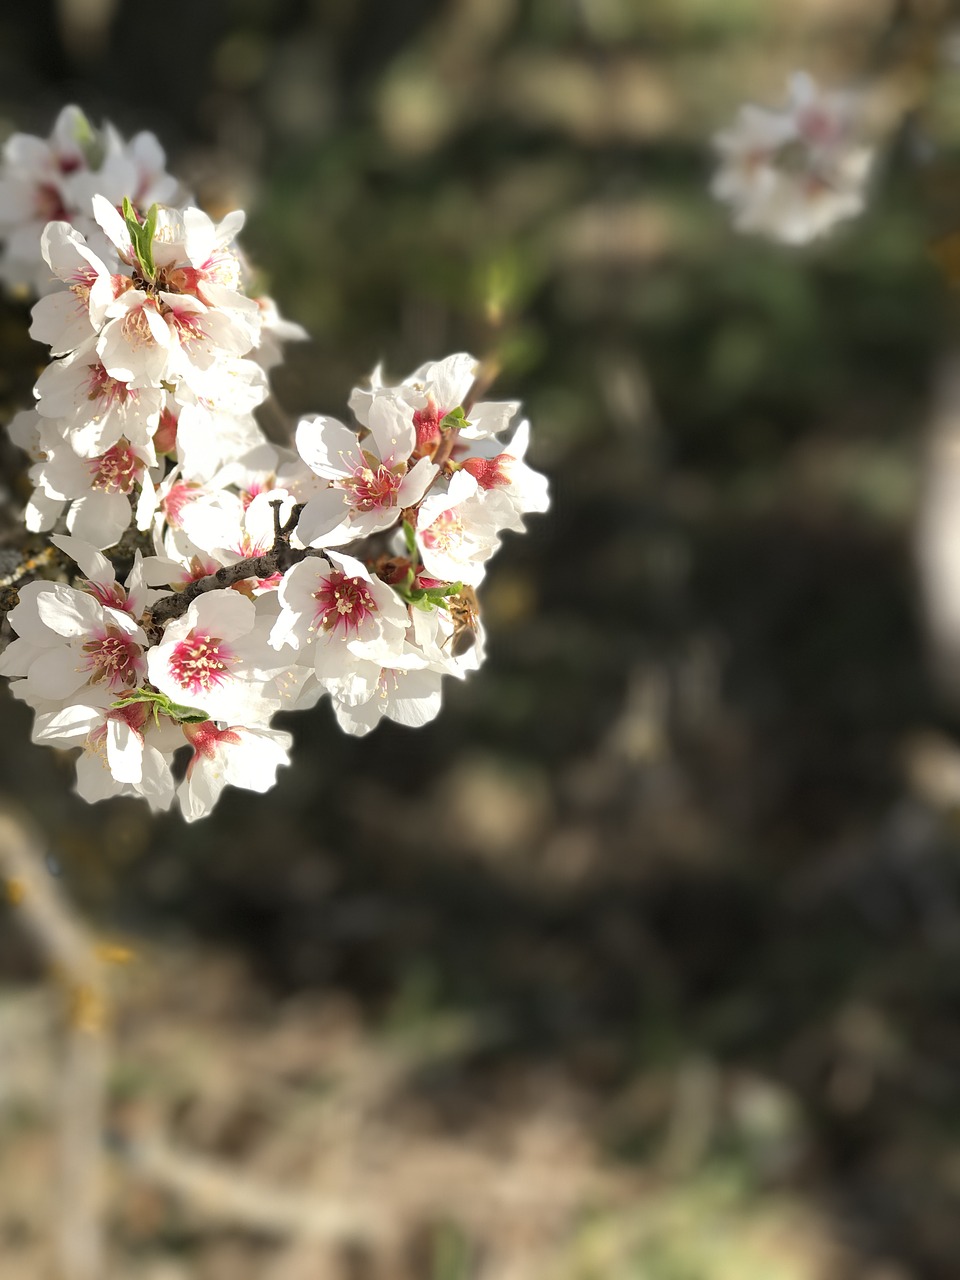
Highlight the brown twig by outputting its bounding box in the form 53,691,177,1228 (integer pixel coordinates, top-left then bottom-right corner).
0,808,108,1280
118,1135,394,1247
145,501,309,636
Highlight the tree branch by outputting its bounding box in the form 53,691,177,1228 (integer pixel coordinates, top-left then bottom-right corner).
145,501,309,637
143,360,504,638
117,1135,394,1246
0,808,109,1280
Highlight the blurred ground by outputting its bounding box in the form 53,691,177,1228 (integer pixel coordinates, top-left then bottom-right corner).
3,0,960,1276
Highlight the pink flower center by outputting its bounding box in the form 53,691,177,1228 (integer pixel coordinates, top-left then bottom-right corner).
68,265,98,306
87,361,134,411
122,299,160,348
341,464,401,513
88,440,140,494
160,250,241,300
168,631,237,695
202,250,241,291
312,570,376,635
234,532,270,560
797,106,841,147
167,555,219,588
163,302,209,349
83,578,129,613
803,172,832,200
240,480,275,510
36,183,68,222
81,626,143,690
161,265,202,296
420,508,463,555
161,481,201,528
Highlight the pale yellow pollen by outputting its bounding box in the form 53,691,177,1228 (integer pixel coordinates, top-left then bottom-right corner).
122,306,155,349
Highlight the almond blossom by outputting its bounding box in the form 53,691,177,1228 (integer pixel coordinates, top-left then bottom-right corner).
0,110,551,822
712,71,875,245
29,221,116,354
50,533,154,619
348,353,519,448
26,422,158,548
270,551,409,680
178,723,293,823
0,578,148,703
33,692,177,812
146,590,287,727
415,469,509,588
331,663,445,737
34,340,164,458
0,105,184,295
457,419,550,531
294,404,437,547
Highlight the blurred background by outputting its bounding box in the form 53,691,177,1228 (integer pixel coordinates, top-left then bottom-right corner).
3,0,960,1277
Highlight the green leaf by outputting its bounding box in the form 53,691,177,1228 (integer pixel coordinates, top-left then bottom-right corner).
167,704,210,724
122,196,158,281
440,406,468,432
394,578,461,611
427,581,462,599
112,687,208,726
402,519,417,558
70,109,105,169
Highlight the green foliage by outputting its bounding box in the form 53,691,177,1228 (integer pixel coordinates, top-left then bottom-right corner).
122,196,158,282
403,577,463,611
431,1221,472,1280
112,686,208,726
402,518,417,557
69,107,105,169
440,405,468,431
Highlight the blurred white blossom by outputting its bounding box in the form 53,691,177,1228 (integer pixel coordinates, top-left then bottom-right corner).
712,72,875,245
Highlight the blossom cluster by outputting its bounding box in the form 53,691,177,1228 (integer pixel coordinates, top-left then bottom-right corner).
0,109,549,821
712,71,875,245
0,105,184,295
